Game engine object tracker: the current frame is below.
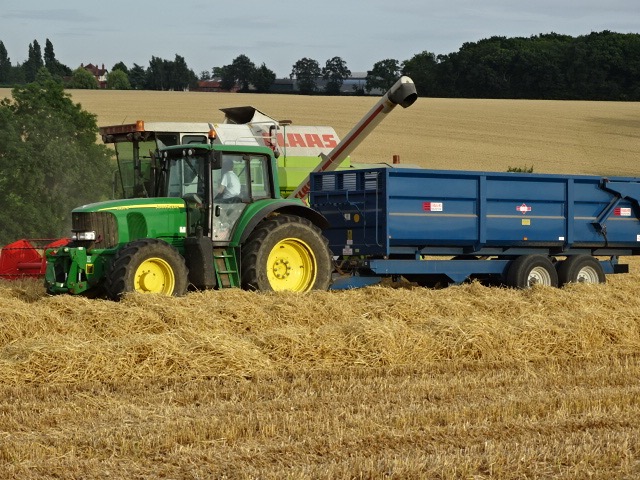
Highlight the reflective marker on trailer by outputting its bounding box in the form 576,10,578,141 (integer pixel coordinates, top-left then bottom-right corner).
517,203,532,214
423,202,443,212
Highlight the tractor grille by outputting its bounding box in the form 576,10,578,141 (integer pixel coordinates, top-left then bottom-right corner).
72,211,119,249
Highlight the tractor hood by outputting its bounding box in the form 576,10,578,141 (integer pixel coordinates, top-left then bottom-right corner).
71,197,188,250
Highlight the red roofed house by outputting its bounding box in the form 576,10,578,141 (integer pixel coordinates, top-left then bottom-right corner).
81,63,108,88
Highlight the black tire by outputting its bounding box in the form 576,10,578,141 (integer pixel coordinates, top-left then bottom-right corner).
241,214,333,292
105,238,188,299
506,254,558,288
557,255,606,286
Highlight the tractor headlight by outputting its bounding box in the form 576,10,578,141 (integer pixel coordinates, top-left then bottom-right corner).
73,231,97,241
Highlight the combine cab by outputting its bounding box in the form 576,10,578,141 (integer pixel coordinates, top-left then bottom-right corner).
100,107,351,200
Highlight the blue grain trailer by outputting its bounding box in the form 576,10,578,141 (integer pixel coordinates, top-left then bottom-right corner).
310,167,640,288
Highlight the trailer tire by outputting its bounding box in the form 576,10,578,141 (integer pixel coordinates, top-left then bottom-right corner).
506,255,558,288
241,214,332,292
557,255,605,286
105,238,188,299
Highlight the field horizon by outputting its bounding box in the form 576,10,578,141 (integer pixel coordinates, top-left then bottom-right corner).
1,89,639,478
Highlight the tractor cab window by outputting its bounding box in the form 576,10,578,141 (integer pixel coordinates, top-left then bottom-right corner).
211,153,272,202
166,151,207,199
182,134,208,145
155,134,179,148
213,154,245,202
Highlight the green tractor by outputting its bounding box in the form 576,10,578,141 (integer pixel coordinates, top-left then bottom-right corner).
45,143,333,298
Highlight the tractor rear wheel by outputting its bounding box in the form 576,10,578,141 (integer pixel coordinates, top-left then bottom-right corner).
105,238,188,299
241,215,332,292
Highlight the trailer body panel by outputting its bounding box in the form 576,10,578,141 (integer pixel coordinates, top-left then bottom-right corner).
310,168,640,258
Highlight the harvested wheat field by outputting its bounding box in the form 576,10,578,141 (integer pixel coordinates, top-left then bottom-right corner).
1,271,640,479
1,88,640,478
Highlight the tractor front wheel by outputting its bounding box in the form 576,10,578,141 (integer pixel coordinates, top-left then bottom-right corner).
241,215,332,292
105,238,188,299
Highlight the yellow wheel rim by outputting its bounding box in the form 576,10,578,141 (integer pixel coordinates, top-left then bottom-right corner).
267,238,317,292
134,257,176,294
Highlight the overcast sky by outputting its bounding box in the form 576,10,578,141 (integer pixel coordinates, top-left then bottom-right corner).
1,0,639,78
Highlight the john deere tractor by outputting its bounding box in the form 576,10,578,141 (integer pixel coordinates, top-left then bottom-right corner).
45,143,333,298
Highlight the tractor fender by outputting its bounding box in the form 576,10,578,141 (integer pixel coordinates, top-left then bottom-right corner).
236,201,330,245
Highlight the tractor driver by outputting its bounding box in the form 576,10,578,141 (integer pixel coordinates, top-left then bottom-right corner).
216,156,241,201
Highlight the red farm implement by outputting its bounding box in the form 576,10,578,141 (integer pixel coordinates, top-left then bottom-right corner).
0,238,69,280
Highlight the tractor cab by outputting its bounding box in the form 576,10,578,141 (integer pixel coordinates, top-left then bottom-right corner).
158,144,276,243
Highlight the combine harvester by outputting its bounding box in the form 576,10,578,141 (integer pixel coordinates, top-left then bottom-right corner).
100,105,353,199
39,75,640,297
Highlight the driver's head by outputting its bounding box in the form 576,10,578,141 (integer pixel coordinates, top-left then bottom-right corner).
222,156,234,172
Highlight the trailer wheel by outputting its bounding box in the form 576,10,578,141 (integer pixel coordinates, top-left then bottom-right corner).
506,255,558,288
241,214,332,292
557,255,605,286
105,238,188,299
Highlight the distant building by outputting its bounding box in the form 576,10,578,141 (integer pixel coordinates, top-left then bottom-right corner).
193,80,239,93
81,63,108,88
270,73,381,95
270,78,297,93
342,72,375,94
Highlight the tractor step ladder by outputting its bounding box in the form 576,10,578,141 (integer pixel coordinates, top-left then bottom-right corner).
212,247,239,288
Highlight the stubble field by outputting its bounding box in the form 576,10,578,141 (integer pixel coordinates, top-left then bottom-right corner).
1,88,640,479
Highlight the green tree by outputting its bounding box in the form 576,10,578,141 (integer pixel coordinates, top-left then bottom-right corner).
291,57,321,94
0,41,10,84
169,54,197,91
365,59,401,93
111,62,129,75
146,56,168,90
402,51,438,96
43,39,70,79
107,69,131,90
144,55,197,91
322,56,351,95
252,63,276,93
23,40,44,82
234,54,257,91
217,55,257,92
215,65,236,91
128,63,147,89
0,69,113,243
69,67,98,89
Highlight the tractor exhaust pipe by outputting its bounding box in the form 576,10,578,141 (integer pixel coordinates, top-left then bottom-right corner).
288,76,417,201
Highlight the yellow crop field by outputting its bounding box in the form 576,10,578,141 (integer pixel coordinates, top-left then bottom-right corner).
2,87,638,175
1,88,640,478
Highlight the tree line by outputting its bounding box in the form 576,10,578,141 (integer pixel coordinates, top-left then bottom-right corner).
1,31,639,100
